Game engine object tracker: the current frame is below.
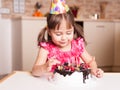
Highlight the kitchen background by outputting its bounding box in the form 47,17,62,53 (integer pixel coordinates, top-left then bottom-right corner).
0,0,120,76
0,0,120,19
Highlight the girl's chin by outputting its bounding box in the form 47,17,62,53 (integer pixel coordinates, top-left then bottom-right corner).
58,43,70,48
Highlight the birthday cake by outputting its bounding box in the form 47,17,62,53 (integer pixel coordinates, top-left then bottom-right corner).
48,63,97,88
52,72,97,88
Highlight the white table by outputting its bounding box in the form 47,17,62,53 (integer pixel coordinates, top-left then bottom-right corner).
0,71,120,90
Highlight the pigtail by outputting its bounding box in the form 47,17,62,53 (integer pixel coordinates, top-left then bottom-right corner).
37,27,48,44
74,23,87,45
74,23,84,38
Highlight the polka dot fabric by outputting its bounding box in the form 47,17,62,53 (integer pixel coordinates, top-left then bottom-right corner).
50,0,69,14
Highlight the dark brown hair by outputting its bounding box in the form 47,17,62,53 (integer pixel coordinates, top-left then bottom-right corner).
38,10,86,44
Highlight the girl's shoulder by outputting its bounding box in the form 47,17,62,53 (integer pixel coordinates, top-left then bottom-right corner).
72,37,85,53
38,42,55,51
72,37,84,46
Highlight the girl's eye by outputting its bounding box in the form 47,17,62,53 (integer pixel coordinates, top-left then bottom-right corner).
55,33,61,36
66,32,72,35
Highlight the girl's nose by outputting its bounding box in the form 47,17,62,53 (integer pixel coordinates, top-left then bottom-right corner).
61,34,67,40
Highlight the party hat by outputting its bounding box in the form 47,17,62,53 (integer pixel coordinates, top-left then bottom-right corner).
50,0,70,14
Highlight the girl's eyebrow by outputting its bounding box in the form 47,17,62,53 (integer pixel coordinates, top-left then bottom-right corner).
53,30,62,33
58,27,73,31
66,28,74,31
53,27,73,31
54,29,73,32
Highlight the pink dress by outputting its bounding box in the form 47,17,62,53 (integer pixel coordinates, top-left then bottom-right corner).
39,37,85,65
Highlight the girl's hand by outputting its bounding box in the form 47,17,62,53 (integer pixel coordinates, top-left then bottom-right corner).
46,57,60,80
47,57,60,71
91,68,104,78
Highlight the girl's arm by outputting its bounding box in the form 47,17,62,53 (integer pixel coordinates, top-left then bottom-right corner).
81,49,104,78
31,47,60,77
31,47,50,76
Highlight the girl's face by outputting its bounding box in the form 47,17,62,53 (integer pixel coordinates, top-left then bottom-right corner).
49,18,74,48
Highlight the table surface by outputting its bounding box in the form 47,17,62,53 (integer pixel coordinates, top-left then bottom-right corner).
0,71,120,90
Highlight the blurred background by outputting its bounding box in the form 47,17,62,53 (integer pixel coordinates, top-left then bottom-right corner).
0,0,120,77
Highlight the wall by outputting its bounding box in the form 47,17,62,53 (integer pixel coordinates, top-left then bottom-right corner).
0,0,1,18
0,0,1,7
1,0,120,19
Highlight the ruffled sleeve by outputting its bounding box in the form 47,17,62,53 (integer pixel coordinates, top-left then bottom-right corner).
39,42,60,60
72,37,85,55
39,42,57,53
39,42,51,51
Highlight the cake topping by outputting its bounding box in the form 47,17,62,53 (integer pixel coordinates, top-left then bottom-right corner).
52,62,91,83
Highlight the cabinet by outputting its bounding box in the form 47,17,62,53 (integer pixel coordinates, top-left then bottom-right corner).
12,17,47,71
113,22,120,71
84,21,114,71
0,19,12,75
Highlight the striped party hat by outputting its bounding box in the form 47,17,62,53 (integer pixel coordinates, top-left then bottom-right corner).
50,0,69,14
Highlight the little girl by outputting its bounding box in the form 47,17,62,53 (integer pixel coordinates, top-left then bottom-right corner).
32,0,103,82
